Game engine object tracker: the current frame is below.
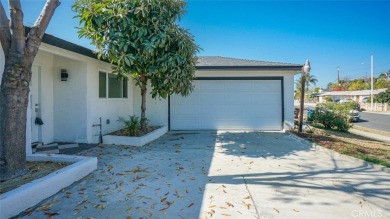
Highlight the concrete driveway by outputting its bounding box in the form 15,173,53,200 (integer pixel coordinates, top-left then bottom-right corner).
22,132,390,219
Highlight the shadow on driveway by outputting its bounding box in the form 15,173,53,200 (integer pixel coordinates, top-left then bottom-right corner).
20,131,390,219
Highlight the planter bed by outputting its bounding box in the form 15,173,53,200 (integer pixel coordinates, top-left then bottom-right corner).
0,154,97,219
103,126,168,146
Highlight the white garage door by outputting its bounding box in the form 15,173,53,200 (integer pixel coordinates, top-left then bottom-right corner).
170,79,283,130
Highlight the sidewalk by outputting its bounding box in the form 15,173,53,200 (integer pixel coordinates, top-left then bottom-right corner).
361,110,390,115
349,128,390,143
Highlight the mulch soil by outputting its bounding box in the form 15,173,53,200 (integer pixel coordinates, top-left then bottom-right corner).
0,161,69,194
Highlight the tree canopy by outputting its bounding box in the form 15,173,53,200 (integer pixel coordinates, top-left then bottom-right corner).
326,70,390,91
73,0,200,128
73,0,200,98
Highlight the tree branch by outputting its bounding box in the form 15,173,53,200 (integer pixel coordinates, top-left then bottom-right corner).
26,0,60,56
0,2,11,56
9,0,25,55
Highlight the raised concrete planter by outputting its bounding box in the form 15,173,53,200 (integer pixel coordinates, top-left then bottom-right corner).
103,126,168,146
0,154,97,219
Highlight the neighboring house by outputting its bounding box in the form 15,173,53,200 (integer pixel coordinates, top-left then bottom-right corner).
0,33,302,153
318,89,388,103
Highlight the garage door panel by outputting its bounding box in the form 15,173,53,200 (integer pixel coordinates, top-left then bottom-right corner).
173,104,199,116
171,93,198,104
198,92,225,104
171,79,282,130
198,81,225,90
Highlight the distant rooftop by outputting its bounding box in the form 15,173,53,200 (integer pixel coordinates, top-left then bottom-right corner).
319,88,387,96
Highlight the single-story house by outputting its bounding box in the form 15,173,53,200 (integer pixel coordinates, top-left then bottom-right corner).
318,89,387,103
0,32,302,153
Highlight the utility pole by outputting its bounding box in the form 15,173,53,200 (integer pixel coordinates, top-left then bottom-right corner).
299,60,311,133
371,55,374,111
337,67,340,85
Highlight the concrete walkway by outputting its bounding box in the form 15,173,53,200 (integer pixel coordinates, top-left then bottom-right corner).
21,132,390,219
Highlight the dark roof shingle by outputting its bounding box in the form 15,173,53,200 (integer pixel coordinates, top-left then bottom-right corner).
196,56,302,70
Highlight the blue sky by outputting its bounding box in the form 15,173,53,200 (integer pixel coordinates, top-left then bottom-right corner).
2,0,390,88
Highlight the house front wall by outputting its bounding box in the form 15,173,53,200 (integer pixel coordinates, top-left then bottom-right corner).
39,43,134,144
133,70,296,131
86,60,134,144
52,55,88,143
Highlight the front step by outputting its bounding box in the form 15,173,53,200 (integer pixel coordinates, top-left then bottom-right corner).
32,143,80,154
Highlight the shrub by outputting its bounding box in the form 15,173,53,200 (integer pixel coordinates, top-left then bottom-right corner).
308,102,353,131
118,115,140,136
325,96,333,102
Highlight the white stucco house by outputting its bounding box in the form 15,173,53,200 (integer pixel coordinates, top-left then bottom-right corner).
0,32,302,153
318,89,387,103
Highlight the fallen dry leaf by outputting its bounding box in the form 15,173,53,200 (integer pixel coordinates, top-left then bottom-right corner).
243,196,250,199
226,202,234,208
293,209,300,212
273,208,280,213
40,203,53,211
221,213,231,216
44,211,59,218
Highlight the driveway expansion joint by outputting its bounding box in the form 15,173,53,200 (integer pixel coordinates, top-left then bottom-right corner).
242,176,261,219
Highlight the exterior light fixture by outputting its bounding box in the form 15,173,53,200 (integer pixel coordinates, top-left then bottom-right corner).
61,69,68,81
299,59,311,133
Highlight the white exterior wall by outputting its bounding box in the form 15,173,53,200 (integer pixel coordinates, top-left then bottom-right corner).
134,70,296,131
86,60,133,143
133,84,169,126
38,43,133,144
52,55,88,143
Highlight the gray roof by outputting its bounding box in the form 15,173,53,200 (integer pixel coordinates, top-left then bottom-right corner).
196,56,302,70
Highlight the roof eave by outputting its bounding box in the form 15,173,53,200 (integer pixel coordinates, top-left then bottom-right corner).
196,65,303,71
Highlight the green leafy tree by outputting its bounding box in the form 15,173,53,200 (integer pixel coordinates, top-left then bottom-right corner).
374,78,390,89
73,0,200,129
0,1,60,180
347,79,369,91
374,89,390,103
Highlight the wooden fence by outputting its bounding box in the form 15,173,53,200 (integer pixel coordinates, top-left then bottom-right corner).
360,103,389,111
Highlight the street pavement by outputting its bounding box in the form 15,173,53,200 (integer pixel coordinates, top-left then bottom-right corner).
20,132,390,219
355,112,390,133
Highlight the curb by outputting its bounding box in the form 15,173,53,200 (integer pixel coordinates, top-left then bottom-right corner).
0,154,97,219
287,132,390,174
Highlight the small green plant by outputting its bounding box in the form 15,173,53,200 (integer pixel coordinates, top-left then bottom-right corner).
118,115,140,136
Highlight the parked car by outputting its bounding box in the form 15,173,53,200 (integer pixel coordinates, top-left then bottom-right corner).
348,109,360,122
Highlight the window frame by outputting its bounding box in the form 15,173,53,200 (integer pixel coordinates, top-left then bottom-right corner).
98,70,128,99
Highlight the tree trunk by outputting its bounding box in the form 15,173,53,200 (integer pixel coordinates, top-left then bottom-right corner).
0,0,59,180
140,74,147,130
0,62,32,179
